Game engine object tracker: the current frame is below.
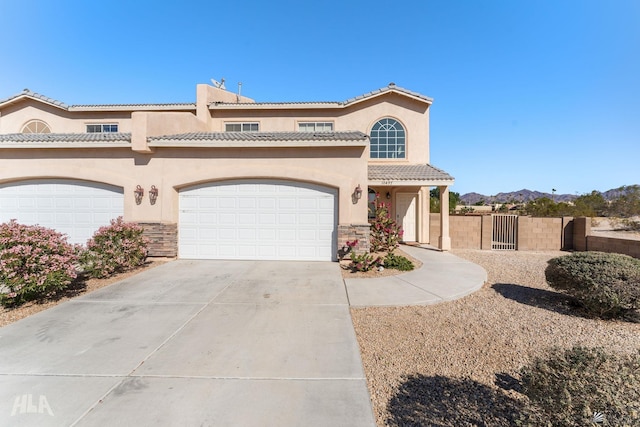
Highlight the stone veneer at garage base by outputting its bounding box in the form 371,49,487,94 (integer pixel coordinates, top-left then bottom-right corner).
140,222,372,259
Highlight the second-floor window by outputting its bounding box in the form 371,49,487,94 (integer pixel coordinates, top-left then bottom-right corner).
87,124,118,133
370,118,405,159
225,122,259,132
298,122,334,132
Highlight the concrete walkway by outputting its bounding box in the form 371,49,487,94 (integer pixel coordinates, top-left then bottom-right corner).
344,245,487,307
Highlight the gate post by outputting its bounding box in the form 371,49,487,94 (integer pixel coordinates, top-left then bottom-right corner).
481,215,492,250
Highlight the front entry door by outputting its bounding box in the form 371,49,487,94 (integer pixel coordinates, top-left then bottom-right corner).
396,193,417,242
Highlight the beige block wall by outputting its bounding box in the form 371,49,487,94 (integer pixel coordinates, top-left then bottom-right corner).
586,236,640,259
430,214,482,249
517,217,564,251
450,215,482,249
434,214,570,251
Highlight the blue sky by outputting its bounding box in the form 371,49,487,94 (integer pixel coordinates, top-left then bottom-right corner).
1,0,638,196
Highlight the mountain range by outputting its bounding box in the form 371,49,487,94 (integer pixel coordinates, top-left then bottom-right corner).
459,186,638,205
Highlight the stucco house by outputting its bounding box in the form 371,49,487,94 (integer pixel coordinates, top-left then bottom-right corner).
0,82,454,261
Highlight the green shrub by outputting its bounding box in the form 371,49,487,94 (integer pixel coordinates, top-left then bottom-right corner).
80,217,149,278
383,252,414,271
520,346,640,426
545,252,640,319
0,220,78,307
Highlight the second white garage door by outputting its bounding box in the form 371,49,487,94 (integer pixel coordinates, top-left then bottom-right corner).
179,180,337,261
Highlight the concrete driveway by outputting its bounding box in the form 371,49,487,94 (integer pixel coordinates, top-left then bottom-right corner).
0,261,375,426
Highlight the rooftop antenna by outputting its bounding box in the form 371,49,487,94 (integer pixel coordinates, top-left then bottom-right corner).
211,78,226,89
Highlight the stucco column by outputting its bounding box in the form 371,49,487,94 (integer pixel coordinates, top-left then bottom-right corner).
438,185,451,251
418,186,430,243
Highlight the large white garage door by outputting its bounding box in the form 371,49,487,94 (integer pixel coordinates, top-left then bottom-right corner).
0,179,124,245
179,180,337,261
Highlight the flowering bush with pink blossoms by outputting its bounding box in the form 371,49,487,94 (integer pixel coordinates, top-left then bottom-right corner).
0,220,78,307
79,217,149,279
345,239,382,272
369,193,404,253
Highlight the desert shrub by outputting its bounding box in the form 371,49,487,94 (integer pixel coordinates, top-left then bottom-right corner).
0,220,78,307
519,346,640,426
79,217,149,278
345,240,382,272
369,194,403,253
383,252,414,271
545,252,640,319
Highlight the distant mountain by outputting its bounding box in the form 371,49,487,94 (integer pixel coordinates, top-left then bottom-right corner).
459,186,639,205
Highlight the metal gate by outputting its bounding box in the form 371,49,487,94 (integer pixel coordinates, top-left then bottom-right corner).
492,214,518,250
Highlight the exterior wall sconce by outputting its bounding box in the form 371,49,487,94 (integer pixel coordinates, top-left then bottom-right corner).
149,185,159,205
354,184,363,200
386,192,391,200
134,185,144,205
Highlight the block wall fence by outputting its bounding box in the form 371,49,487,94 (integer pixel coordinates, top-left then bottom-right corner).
430,214,639,259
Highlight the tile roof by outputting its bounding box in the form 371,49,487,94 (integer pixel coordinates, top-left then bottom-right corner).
149,131,368,143
0,89,69,109
70,103,196,111
3,83,429,111
0,133,131,143
0,89,195,111
210,83,433,108
368,164,454,182
343,83,433,105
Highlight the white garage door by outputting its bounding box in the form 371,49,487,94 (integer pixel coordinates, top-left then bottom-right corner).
0,179,124,245
179,180,337,261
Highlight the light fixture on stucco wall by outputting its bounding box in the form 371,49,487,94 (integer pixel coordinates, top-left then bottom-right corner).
134,185,144,205
149,185,159,205
354,184,363,200
386,192,391,200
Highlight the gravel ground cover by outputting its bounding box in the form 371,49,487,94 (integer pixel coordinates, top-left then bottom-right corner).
351,249,640,426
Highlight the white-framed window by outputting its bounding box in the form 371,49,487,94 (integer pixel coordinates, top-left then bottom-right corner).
21,119,51,133
225,122,259,132
370,118,406,159
86,124,118,133
298,122,334,132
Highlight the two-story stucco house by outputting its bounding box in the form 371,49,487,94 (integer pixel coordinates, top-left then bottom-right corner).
0,82,454,261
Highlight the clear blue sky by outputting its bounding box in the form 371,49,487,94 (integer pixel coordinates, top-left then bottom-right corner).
1,0,638,196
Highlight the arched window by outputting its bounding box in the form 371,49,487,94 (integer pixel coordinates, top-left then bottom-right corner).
21,120,51,134
370,118,405,159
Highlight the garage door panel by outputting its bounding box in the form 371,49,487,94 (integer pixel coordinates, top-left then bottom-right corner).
19,198,37,209
0,179,124,245
278,198,296,209
179,179,337,261
258,199,276,209
218,228,236,240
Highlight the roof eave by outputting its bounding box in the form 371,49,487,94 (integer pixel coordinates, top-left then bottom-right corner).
0,94,70,111
368,178,455,186
344,89,433,108
0,142,131,149
209,102,342,110
69,104,196,112
148,140,367,148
